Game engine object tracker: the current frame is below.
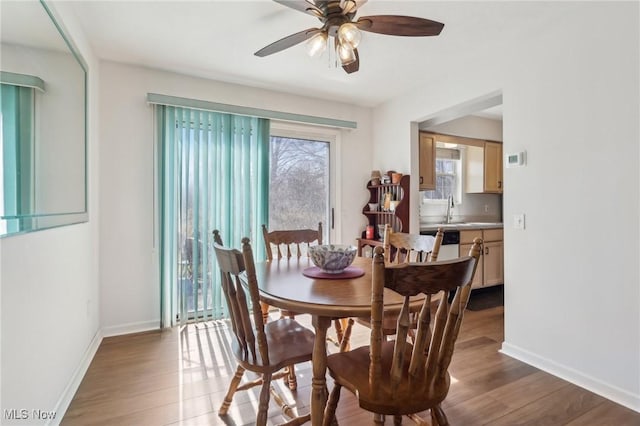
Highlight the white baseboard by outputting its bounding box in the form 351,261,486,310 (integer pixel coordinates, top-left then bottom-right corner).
48,329,103,426
501,342,640,413
49,321,160,424
101,320,160,338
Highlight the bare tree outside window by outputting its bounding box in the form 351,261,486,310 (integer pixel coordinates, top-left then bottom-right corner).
433,158,457,199
269,136,329,234
423,155,461,202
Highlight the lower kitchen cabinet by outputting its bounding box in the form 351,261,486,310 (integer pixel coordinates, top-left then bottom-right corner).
483,240,504,286
460,241,484,288
460,228,503,289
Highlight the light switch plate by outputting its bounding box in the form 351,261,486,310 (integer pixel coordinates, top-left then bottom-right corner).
513,213,525,230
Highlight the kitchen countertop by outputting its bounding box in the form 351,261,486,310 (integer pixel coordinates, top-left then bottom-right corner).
420,222,504,232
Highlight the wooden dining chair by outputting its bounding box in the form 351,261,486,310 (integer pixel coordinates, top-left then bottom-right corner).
261,222,323,320
212,234,314,426
262,222,323,262
323,239,482,426
383,225,444,265
261,223,351,349
215,229,305,392
355,226,445,340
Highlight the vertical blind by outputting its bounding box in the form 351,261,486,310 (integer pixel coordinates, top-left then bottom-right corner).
157,106,269,327
0,83,35,234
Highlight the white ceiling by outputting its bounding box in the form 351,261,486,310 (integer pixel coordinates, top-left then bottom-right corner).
1,1,69,52
64,1,575,109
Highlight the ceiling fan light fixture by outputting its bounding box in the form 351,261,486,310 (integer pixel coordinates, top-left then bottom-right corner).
257,0,445,74
306,32,328,57
337,40,356,66
338,22,361,49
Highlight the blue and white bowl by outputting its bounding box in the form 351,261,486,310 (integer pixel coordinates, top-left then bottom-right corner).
309,244,357,274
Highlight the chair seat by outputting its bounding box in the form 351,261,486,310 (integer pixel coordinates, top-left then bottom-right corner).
327,340,450,415
356,315,408,335
233,318,315,373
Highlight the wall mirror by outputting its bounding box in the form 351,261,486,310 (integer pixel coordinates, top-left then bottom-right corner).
0,0,87,237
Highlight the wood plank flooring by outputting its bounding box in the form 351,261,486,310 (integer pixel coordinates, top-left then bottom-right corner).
62,306,639,425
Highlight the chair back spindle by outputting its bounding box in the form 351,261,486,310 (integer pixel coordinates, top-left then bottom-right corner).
262,223,323,261
429,228,444,261
213,237,269,365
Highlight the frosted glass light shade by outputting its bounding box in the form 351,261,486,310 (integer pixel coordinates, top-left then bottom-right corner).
338,22,361,48
307,32,328,57
337,41,356,65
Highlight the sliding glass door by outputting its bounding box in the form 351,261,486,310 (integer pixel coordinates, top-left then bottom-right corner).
269,123,338,243
159,113,339,327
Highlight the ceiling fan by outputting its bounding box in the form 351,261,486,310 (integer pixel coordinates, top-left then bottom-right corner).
254,0,445,74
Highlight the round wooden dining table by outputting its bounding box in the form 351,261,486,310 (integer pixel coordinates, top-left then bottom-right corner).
250,255,419,426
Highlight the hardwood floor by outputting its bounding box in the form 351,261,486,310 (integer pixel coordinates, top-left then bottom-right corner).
62,306,639,425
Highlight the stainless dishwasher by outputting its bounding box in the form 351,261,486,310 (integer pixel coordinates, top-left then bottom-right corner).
420,229,460,260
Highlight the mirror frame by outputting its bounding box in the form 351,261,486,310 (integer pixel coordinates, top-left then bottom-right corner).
0,0,88,237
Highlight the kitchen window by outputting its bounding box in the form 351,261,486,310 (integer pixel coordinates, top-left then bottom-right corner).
422,147,461,203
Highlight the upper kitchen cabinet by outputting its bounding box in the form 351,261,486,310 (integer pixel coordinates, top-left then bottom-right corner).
484,141,503,192
419,132,503,195
418,132,436,191
465,141,503,194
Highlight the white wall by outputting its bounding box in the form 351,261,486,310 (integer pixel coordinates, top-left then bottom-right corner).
98,62,372,333
373,2,639,410
0,1,101,424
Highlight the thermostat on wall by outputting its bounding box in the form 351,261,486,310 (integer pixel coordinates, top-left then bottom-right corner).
505,151,526,168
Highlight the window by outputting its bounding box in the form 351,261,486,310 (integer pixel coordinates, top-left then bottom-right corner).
422,147,461,203
269,135,329,235
269,122,339,243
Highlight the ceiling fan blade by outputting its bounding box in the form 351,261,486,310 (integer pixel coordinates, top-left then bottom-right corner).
341,0,368,15
342,48,360,74
273,0,324,18
356,15,444,36
255,28,323,57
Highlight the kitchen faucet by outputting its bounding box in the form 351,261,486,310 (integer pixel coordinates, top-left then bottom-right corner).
445,194,454,224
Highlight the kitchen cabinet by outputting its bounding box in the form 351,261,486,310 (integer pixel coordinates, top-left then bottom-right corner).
483,240,504,286
460,228,503,288
465,141,503,194
418,131,503,193
460,240,484,288
418,132,436,191
484,142,503,192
